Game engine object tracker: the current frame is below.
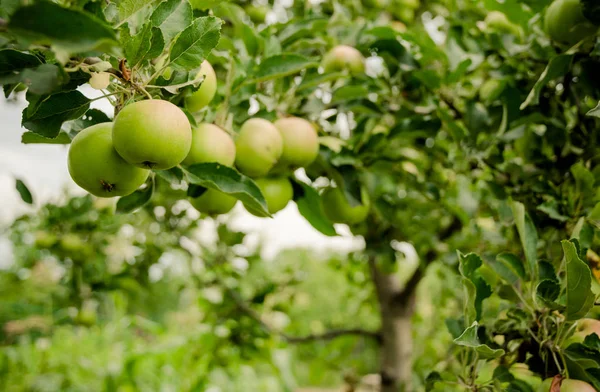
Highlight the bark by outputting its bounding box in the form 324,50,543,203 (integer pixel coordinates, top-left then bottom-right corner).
369,255,418,392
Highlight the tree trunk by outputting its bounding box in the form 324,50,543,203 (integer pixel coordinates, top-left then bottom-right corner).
368,255,418,392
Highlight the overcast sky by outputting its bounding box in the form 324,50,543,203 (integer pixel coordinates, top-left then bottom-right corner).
0,88,363,259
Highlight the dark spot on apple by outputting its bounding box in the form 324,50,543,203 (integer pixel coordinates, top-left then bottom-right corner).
100,180,115,192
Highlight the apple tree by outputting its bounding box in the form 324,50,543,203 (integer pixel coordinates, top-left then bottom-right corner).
2,0,600,391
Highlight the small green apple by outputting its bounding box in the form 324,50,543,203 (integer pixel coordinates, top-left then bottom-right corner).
321,187,370,225
322,45,365,74
190,189,238,215
112,99,192,170
544,0,598,44
234,118,283,178
89,72,110,90
273,117,320,171
564,318,600,346
182,123,236,167
185,60,217,113
246,5,270,23
251,177,294,215
68,123,149,197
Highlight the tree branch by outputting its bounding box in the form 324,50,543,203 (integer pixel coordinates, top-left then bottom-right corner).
223,282,381,344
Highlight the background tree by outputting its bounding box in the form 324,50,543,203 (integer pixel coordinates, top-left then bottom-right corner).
1,0,600,391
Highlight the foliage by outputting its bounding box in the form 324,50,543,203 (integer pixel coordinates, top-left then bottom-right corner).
1,0,600,391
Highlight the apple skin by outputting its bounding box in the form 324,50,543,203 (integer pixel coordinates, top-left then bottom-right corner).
234,118,283,178
190,189,237,215
538,378,596,392
564,318,600,346
544,0,598,45
322,45,365,74
68,123,149,197
182,123,236,167
185,60,217,113
112,100,192,170
251,177,294,215
321,187,370,225
273,117,320,171
246,5,269,23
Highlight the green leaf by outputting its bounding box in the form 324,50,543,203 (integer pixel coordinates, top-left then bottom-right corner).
8,2,119,59
116,177,154,213
22,91,91,138
571,162,595,207
150,0,193,45
155,167,184,184
21,131,71,144
520,54,573,110
297,71,345,92
0,49,42,84
122,24,165,67
562,240,595,321
15,179,33,204
332,85,369,104
510,200,538,280
253,53,318,83
458,252,492,322
454,322,505,359
183,163,270,217
588,201,600,229
586,101,600,118
112,0,155,27
169,16,222,73
489,253,527,284
564,333,600,390
20,64,68,95
536,279,563,310
293,181,337,237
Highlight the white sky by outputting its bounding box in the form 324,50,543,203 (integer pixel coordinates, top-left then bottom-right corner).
0,87,363,259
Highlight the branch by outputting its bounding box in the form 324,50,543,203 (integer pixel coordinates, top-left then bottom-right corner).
224,284,381,344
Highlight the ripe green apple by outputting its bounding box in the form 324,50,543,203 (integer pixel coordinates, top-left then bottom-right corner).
564,318,600,346
273,117,320,171
190,189,238,215
538,378,596,392
322,45,365,74
182,123,236,167
246,5,269,23
234,118,283,178
112,99,192,170
544,0,598,45
479,79,506,103
68,123,149,197
251,177,294,215
34,231,58,248
185,60,217,113
484,11,522,37
321,187,370,225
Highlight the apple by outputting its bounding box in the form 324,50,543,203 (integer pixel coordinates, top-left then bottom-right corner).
544,0,598,45
68,123,149,197
234,118,283,178
190,189,238,215
246,5,269,23
182,123,236,167
273,117,320,171
321,187,370,225
322,45,365,74
34,231,57,248
59,233,85,252
538,378,596,392
184,60,217,113
89,72,110,90
112,99,192,170
391,21,407,33
564,318,600,346
484,11,522,38
251,177,294,215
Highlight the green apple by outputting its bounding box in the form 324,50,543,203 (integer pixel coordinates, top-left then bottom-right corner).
322,45,365,74
112,99,192,170
185,60,217,113
484,11,522,37
59,233,85,252
68,123,149,197
190,189,238,215
545,0,598,45
564,318,600,346
234,118,283,178
273,117,320,171
391,21,407,33
538,378,596,392
251,177,294,215
246,5,269,23
182,123,236,167
321,187,370,225
34,231,58,248
479,79,506,103
89,72,110,90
